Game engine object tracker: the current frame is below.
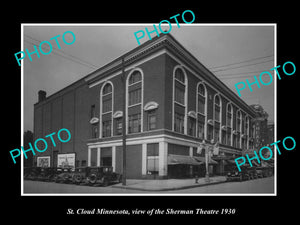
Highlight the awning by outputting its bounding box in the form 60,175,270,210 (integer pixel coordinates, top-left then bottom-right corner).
193,156,218,165
168,154,204,166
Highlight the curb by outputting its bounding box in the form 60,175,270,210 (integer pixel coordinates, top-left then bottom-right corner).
111,179,227,192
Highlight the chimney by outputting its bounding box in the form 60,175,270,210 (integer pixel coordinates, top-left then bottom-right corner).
38,90,47,102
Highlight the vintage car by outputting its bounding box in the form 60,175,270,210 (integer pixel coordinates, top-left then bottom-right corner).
85,166,122,186
71,167,90,185
54,167,73,183
26,167,42,180
247,167,258,179
226,167,251,182
256,166,269,178
24,167,33,180
35,167,57,181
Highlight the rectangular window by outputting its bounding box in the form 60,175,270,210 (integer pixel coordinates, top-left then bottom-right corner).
128,113,141,134
214,106,220,121
102,99,112,113
236,135,240,148
214,127,220,142
188,117,196,136
207,124,213,141
147,143,159,175
227,131,232,146
237,119,241,132
227,113,232,127
175,85,185,105
115,118,122,135
148,111,156,130
242,118,245,134
91,125,98,138
174,113,184,134
197,121,205,139
221,130,226,145
102,120,111,137
129,88,141,106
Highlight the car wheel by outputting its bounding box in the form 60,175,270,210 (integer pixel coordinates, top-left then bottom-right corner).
88,174,97,185
74,174,82,184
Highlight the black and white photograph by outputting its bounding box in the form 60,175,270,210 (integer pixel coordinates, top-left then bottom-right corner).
4,5,298,222
21,24,276,195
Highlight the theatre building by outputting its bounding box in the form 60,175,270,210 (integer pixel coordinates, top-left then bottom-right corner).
33,33,257,179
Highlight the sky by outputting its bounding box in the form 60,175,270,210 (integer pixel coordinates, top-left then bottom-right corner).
23,24,275,132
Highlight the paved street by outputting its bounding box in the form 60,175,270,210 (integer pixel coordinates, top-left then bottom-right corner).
166,176,274,194
23,176,274,194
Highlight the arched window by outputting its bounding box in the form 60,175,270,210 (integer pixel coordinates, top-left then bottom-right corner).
213,94,221,142
214,95,221,122
235,110,242,148
237,110,241,132
174,67,186,105
196,82,206,140
101,82,113,138
103,83,112,95
226,103,232,128
173,66,187,134
128,70,142,106
129,70,142,85
175,67,185,83
127,69,143,134
226,103,233,146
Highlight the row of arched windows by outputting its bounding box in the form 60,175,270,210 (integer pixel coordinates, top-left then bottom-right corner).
173,66,254,149
94,65,254,150
98,69,144,138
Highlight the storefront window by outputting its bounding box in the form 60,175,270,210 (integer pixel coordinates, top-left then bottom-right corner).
147,143,159,175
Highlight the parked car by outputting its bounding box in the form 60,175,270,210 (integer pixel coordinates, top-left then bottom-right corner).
71,167,90,185
86,166,122,186
256,167,269,178
24,167,32,180
226,167,251,182
247,167,258,179
36,167,56,181
54,167,73,183
26,167,42,180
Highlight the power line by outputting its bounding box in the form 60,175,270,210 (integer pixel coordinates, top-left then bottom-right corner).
25,34,99,68
215,70,270,76
24,39,98,70
24,35,99,69
208,54,274,70
211,59,274,73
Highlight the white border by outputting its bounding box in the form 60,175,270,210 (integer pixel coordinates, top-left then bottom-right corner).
21,23,277,196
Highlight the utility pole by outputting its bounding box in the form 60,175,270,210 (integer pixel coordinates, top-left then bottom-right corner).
121,58,127,186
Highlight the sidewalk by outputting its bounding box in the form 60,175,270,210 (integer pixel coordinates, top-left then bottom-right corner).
112,176,227,191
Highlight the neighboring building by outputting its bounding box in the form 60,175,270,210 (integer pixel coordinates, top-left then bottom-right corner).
267,121,274,145
33,33,257,179
250,104,269,150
